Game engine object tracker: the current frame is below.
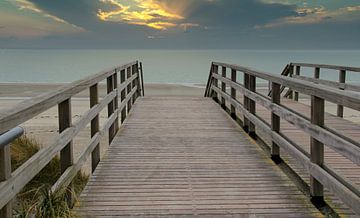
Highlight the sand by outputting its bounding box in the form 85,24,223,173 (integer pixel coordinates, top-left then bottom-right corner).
1,83,359,175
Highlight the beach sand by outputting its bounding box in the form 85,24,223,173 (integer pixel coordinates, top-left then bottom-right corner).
1,83,359,175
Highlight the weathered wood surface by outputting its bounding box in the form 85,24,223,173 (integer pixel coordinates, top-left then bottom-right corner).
76,96,320,217
212,62,360,112
239,97,360,216
0,62,137,135
291,63,360,72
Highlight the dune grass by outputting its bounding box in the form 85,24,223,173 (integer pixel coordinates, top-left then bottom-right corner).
10,135,89,218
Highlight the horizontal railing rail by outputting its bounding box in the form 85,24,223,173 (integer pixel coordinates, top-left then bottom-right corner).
0,61,144,217
205,61,360,215
291,63,360,73
280,63,360,117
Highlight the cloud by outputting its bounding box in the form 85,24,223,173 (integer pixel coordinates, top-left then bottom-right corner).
258,5,360,28
97,0,184,30
184,0,297,30
179,23,200,32
0,10,83,39
2,0,360,48
11,0,85,31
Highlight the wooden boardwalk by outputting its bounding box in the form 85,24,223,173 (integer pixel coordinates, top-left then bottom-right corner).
76,96,320,217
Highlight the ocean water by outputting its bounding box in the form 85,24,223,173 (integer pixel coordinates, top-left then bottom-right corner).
0,49,359,85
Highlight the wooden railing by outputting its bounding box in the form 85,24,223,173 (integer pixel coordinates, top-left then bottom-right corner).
0,61,144,217
205,62,360,214
280,63,360,117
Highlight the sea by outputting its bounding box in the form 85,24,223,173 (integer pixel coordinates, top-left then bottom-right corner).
0,49,359,85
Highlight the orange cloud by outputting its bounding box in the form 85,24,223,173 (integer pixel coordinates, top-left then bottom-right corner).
97,0,188,30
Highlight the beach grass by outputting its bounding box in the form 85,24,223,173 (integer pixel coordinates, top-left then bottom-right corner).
10,135,88,217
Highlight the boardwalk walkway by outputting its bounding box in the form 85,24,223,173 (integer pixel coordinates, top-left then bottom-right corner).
77,96,319,217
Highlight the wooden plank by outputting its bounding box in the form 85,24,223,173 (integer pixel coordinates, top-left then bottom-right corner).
221,66,226,109
290,63,360,72
113,71,119,133
127,67,132,113
140,62,145,97
230,69,236,119
58,98,74,205
211,63,360,111
107,75,115,144
288,65,294,99
135,63,142,99
52,133,101,193
205,64,214,97
118,73,138,92
248,75,256,136
271,83,281,160
243,73,249,131
292,75,360,92
0,90,117,209
310,96,324,202
337,70,346,118
214,90,360,214
212,65,219,102
77,96,319,217
51,107,121,193
90,84,100,173
0,145,11,218
211,75,360,165
120,69,127,123
314,67,320,79
294,66,300,101
132,64,137,104
0,61,138,134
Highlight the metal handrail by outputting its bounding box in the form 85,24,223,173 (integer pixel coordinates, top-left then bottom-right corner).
0,126,24,149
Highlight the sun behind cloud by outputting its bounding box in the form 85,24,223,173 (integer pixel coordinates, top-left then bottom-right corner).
97,0,185,30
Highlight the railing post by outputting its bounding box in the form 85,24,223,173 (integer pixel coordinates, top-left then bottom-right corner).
113,70,119,133
248,75,256,138
140,62,145,97
310,95,324,204
127,67,132,113
58,99,74,206
0,144,12,218
243,73,249,132
212,65,219,103
230,69,237,120
271,82,281,163
135,62,141,99
132,64,136,104
288,65,294,99
120,69,127,123
90,84,100,173
314,67,320,79
221,66,226,110
107,74,115,144
294,66,300,101
337,70,346,118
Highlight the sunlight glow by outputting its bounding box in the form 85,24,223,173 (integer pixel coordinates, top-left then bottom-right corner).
97,0,185,30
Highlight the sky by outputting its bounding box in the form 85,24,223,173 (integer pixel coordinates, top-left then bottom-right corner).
0,0,359,49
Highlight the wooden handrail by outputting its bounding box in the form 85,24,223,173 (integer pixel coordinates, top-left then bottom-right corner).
291,63,360,72
212,62,360,111
206,62,360,215
0,61,137,135
280,63,360,118
0,61,144,217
